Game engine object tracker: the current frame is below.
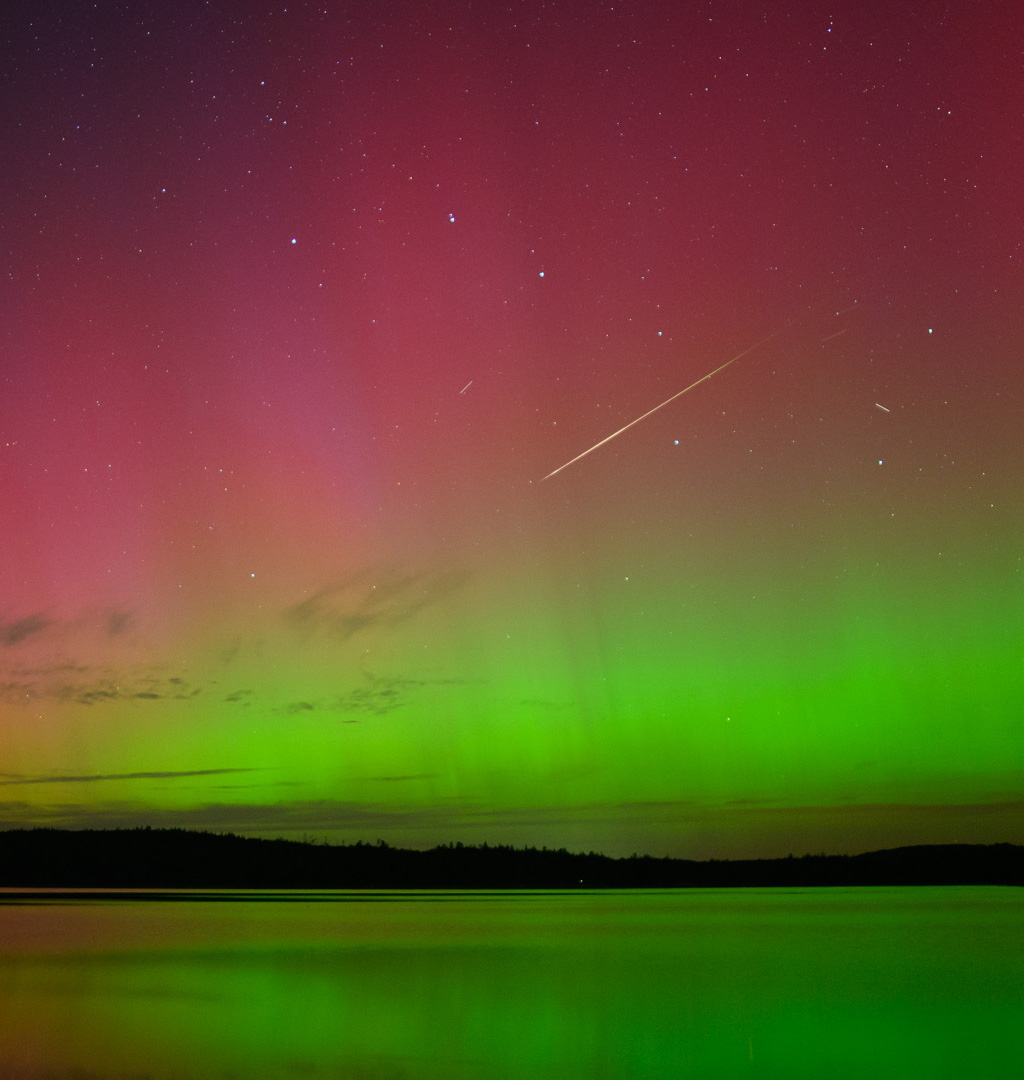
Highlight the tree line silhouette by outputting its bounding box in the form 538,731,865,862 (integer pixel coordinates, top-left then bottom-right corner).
0,828,1020,889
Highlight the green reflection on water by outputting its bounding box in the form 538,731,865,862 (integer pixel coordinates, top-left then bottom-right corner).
0,888,1020,1079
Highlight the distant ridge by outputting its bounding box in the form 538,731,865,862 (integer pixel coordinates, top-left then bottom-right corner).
0,829,1021,889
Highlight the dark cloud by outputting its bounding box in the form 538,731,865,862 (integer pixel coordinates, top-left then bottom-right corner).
0,680,36,704
0,768,262,786
279,672,451,719
0,667,203,706
0,796,698,833
1,609,138,649
0,798,463,833
74,686,121,706
334,678,405,716
0,614,50,647
284,568,464,643
106,610,134,636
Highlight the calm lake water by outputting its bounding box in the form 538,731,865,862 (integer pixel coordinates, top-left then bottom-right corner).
0,887,1020,1079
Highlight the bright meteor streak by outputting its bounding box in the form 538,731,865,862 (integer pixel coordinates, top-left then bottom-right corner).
540,321,798,481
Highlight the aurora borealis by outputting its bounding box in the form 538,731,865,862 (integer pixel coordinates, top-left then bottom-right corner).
1,1,1021,858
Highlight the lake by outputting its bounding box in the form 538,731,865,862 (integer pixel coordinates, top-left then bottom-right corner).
0,887,1020,1079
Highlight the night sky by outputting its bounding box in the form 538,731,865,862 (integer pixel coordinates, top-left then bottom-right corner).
2,1,1021,858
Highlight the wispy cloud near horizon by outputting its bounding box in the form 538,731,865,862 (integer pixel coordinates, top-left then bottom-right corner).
0,614,51,647
0,768,263,786
284,569,465,644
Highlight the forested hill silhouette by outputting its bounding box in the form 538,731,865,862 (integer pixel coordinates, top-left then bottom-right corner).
0,829,1021,889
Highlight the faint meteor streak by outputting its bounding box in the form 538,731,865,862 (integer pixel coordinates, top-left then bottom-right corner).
540,321,798,481
875,402,890,412
820,328,848,343
460,380,473,394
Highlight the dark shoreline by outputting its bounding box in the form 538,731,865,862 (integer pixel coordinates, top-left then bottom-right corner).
1,828,1021,889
